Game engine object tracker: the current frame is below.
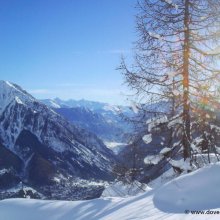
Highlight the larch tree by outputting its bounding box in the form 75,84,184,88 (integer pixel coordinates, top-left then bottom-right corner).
120,0,220,170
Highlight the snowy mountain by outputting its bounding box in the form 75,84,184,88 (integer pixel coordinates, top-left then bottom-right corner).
1,162,220,220
40,98,133,143
41,98,128,112
0,81,116,200
54,107,127,143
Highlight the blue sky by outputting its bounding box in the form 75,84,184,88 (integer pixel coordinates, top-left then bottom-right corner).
0,0,136,104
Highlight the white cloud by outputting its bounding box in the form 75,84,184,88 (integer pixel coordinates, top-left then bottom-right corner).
96,49,131,55
29,89,55,95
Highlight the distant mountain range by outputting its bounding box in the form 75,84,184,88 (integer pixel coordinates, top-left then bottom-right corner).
41,98,128,111
0,81,118,200
40,98,134,144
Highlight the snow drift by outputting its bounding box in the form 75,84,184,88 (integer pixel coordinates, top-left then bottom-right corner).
154,163,220,213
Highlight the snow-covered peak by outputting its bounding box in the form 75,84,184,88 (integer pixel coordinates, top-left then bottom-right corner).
0,80,34,114
40,99,61,108
103,104,121,114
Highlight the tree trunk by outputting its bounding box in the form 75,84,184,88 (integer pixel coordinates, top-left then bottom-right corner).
182,0,191,160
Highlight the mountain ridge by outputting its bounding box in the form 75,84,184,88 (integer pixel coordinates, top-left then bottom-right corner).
0,80,116,200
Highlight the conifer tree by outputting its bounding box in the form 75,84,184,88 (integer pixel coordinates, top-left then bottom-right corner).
120,0,220,169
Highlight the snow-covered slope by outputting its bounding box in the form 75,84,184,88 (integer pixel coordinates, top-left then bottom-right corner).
154,163,220,212
0,81,34,114
0,80,116,199
1,162,220,220
101,181,150,197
